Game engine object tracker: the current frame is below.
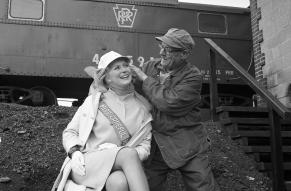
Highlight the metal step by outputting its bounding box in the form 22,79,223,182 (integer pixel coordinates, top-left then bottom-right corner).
257,162,291,171
242,146,291,153
221,118,291,126
216,106,268,113
237,130,291,137
216,105,291,190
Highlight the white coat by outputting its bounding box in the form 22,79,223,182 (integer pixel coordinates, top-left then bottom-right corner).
51,92,152,191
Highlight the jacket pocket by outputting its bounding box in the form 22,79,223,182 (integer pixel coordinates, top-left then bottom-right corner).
175,125,208,160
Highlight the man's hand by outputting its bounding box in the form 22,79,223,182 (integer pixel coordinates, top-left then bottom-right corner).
130,65,148,81
71,151,86,176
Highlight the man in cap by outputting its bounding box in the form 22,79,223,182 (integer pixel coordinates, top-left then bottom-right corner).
130,28,219,191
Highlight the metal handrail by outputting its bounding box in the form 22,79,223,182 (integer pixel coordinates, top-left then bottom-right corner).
204,37,290,191
204,38,291,119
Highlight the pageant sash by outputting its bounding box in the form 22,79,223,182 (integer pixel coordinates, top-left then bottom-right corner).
98,101,131,145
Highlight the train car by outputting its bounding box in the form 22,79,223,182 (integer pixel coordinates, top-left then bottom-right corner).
0,0,254,106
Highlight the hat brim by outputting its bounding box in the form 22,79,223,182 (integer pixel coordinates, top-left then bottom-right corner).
109,56,130,66
99,56,130,70
155,36,182,49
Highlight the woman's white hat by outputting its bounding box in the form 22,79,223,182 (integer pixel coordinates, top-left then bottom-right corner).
98,51,130,69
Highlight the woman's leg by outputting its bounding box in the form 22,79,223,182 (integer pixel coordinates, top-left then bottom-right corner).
105,170,129,191
112,147,149,191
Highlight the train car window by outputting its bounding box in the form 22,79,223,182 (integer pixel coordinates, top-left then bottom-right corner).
8,0,44,21
198,13,227,35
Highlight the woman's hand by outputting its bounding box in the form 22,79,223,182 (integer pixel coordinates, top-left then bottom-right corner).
71,151,86,176
84,66,107,93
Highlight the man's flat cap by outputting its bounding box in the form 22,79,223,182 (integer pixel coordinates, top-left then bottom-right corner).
156,28,195,50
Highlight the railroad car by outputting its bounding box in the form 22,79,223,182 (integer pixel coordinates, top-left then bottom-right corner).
0,0,254,106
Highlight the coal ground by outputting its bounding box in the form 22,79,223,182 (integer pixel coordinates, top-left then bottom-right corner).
0,103,272,191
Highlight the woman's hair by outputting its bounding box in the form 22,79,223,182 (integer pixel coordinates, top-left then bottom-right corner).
106,57,130,71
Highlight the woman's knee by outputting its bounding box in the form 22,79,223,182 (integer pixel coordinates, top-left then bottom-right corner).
106,171,128,191
117,147,139,161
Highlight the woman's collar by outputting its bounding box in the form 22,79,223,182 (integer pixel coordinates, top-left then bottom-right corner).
107,88,135,101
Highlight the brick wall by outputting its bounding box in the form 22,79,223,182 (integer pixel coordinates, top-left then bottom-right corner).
250,0,267,107
250,0,291,108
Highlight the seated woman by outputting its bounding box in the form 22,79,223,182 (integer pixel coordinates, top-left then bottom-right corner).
52,51,152,191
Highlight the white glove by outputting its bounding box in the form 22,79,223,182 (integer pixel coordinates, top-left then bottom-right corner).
64,180,86,191
71,151,86,176
84,66,107,94
97,143,118,151
130,65,148,81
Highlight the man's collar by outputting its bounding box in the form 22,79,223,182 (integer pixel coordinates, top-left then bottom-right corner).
156,59,187,76
157,63,167,73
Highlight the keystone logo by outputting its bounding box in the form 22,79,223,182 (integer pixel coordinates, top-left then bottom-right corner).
113,4,137,28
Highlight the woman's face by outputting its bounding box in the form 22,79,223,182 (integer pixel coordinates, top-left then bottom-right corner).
105,59,132,88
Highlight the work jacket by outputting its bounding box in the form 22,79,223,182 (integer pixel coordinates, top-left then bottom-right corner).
141,58,210,169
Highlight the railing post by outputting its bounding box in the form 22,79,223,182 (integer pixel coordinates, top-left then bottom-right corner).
204,38,290,190
269,108,285,191
209,49,219,121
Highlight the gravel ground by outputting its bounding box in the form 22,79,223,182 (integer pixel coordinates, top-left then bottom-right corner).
0,103,272,191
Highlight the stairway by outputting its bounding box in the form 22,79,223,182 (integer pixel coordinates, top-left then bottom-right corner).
216,106,291,189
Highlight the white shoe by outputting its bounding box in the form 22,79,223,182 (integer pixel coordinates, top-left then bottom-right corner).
64,180,86,191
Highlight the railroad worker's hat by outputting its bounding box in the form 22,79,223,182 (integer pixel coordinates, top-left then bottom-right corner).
97,51,130,70
155,28,195,51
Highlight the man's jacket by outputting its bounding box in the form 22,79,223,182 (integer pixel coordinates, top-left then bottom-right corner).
141,58,210,169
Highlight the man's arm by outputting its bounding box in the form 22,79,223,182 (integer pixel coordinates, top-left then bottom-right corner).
143,72,201,115
131,63,202,116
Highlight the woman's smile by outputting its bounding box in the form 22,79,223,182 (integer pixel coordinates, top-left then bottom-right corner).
120,72,130,79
